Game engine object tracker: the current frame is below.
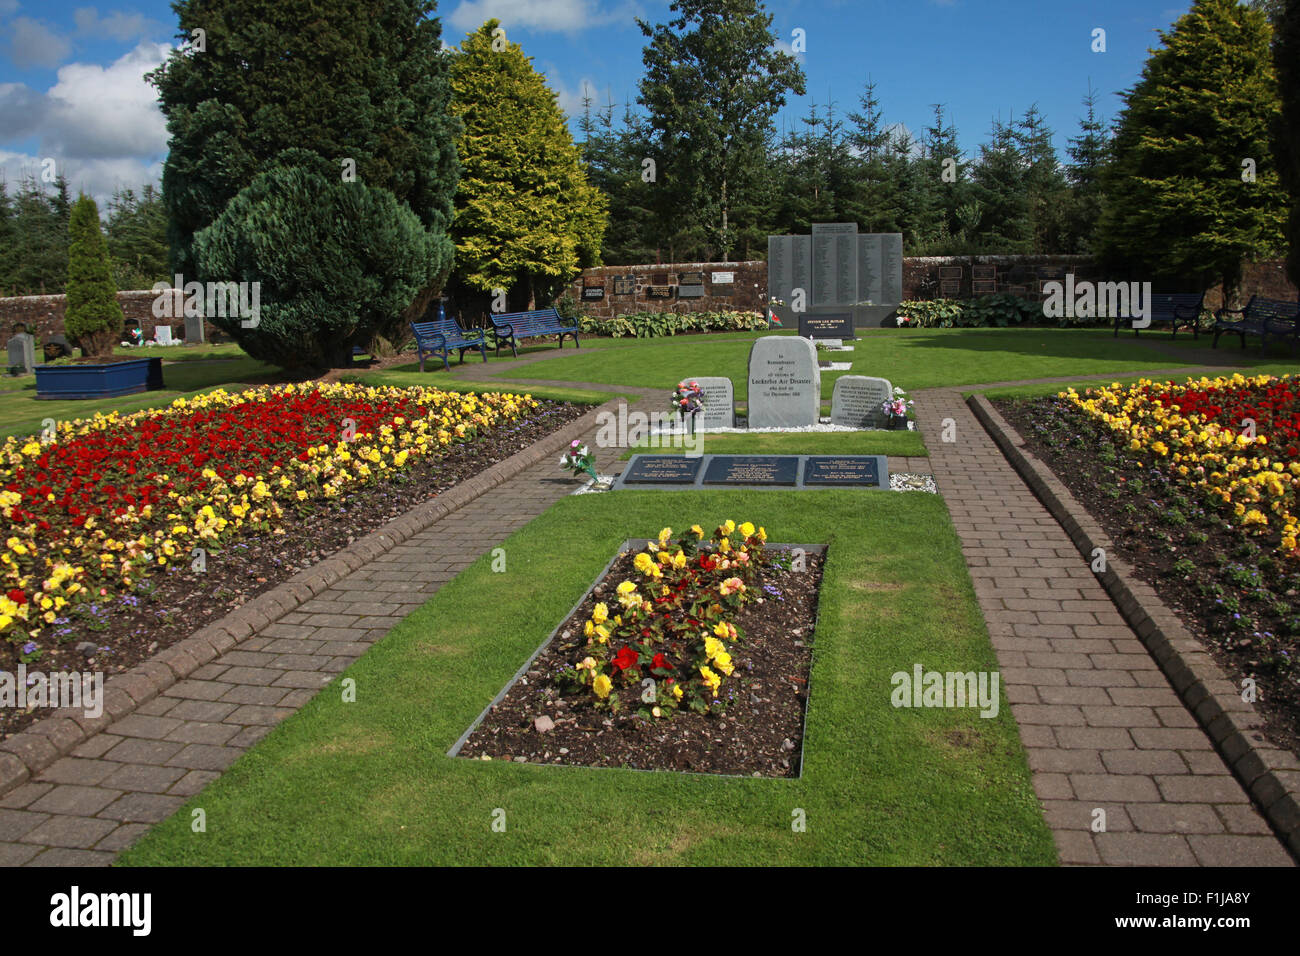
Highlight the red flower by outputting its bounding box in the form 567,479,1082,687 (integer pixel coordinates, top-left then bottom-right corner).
651,652,672,672
7,589,25,605
611,646,640,672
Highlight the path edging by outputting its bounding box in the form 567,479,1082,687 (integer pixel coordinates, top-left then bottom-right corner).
968,392,1300,859
0,398,621,797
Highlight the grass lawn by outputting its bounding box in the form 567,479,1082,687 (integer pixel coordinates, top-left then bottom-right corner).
118,490,1054,866
494,327,1291,398
625,429,927,458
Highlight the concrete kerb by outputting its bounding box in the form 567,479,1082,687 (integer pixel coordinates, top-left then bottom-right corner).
0,397,621,798
968,391,1300,861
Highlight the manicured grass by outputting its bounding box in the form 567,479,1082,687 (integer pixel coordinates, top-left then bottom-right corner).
0,356,278,440
118,490,1054,866
109,343,253,362
494,327,1232,399
624,429,927,458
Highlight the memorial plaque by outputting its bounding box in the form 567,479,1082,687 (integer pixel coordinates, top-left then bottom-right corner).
680,376,735,428
830,374,893,428
798,313,854,339
940,279,962,297
651,273,669,285
1007,285,1029,296
711,271,734,284
677,284,706,298
6,333,35,373
621,455,704,485
1038,266,1066,280
813,230,858,308
811,223,859,236
790,235,812,305
972,279,997,294
703,455,798,486
880,233,904,304
804,456,885,487
768,235,793,304
857,234,882,303
582,280,606,300
747,336,821,428
613,275,636,295
972,265,997,281
154,325,175,345
679,272,705,286
939,266,963,280
645,285,674,299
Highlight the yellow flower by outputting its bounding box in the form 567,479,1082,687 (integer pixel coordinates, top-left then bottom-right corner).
704,636,725,660
739,522,755,537
592,602,608,624
672,684,683,699
690,525,704,538
616,580,637,596
593,674,613,699
658,526,672,545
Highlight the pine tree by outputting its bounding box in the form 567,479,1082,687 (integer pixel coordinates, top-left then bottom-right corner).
0,180,14,296
1015,105,1069,253
970,117,1031,252
1096,0,1285,298
6,174,71,294
449,20,608,309
1062,84,1111,253
1274,0,1300,285
637,0,805,260
846,80,904,234
106,185,170,289
65,195,124,357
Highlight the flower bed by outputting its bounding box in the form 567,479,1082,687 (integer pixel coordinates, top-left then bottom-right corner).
458,521,823,776
0,382,542,650
997,374,1300,757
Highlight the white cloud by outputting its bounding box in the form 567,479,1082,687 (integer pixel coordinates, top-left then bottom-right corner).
447,0,636,35
0,41,170,205
74,7,163,43
7,16,71,69
0,1,20,18
545,72,604,122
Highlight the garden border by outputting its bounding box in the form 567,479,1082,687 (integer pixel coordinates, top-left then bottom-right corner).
968,392,1300,859
447,538,827,780
0,396,621,797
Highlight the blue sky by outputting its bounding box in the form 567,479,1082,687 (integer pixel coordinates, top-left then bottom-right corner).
0,0,1194,205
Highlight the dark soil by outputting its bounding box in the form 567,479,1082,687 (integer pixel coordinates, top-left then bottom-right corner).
997,395,1300,760
0,400,588,741
458,549,824,777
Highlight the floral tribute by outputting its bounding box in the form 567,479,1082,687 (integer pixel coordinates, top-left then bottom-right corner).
1063,373,1300,558
0,382,538,642
561,520,768,716
559,439,600,483
881,386,913,421
669,380,705,422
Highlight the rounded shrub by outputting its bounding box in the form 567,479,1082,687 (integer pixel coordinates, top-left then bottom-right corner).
64,195,124,356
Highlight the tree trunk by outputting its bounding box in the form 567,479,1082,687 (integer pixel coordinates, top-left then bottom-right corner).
527,274,536,310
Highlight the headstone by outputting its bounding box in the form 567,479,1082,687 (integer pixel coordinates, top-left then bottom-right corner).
702,455,798,486
184,314,206,344
746,336,821,428
803,456,887,487
620,455,704,485
154,325,174,346
6,333,35,373
831,375,894,428
680,376,735,428
44,335,73,361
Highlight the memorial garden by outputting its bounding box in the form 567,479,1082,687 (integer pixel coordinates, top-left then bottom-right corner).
0,0,1297,875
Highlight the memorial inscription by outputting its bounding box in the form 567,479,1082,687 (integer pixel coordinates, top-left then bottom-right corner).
830,375,894,428
747,336,821,428
621,456,704,484
703,455,798,486
804,456,885,487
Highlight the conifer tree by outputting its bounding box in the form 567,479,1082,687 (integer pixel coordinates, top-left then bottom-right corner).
449,20,608,308
1273,0,1300,284
65,195,124,357
1096,0,1285,298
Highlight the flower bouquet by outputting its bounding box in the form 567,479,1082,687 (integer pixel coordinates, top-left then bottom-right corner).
670,380,705,432
559,438,608,488
882,387,913,430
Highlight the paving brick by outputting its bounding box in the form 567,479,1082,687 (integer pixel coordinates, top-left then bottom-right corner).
110,714,185,740
0,842,41,865
1052,829,1100,864
1039,800,1133,832
0,782,53,809
228,725,273,749
19,814,118,848
0,808,50,841
97,792,188,823
1054,727,1135,750
24,847,114,866
1155,775,1251,804
100,763,187,794
1187,834,1295,867
1025,748,1105,774
164,722,241,746
1127,804,1225,834
164,700,239,722
1068,774,1161,802
94,823,152,853
103,737,185,766
164,745,242,772
1099,750,1188,775
34,758,115,787
1093,832,1197,866
1215,803,1273,835
1131,727,1213,750
272,670,335,689
30,785,122,817
1081,706,1161,728
168,769,221,797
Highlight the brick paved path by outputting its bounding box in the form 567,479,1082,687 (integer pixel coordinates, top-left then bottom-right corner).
916,386,1293,866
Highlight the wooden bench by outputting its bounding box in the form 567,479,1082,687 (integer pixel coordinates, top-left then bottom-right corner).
1212,296,1300,353
487,308,580,358
1114,292,1205,339
409,304,488,372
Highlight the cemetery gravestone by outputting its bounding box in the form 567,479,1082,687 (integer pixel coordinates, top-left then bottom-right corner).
803,456,886,487
621,455,704,485
154,325,175,345
7,333,35,373
831,375,894,428
680,376,736,428
184,314,206,344
703,455,799,486
747,336,821,428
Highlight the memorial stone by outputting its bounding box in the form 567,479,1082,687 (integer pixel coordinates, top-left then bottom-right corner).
6,333,35,373
830,375,894,428
747,336,821,428
680,376,735,428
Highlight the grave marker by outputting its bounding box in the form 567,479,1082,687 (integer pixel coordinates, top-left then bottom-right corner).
830,375,894,428
680,376,736,428
747,336,821,428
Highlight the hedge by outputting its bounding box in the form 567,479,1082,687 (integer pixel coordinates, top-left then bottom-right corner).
577,310,770,338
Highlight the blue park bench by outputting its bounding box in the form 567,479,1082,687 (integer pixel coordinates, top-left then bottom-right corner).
487,308,580,358
1211,296,1300,353
1114,292,1205,339
409,303,489,372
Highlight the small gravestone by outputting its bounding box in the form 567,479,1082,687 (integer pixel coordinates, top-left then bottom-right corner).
184,314,205,344
7,333,35,373
747,336,821,428
703,455,798,486
804,456,886,487
680,376,735,428
620,455,704,485
831,375,893,428
44,335,73,361
154,325,175,345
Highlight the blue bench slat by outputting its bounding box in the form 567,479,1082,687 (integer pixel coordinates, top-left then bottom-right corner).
409,305,488,372
1212,296,1300,352
488,307,580,357
1114,292,1205,339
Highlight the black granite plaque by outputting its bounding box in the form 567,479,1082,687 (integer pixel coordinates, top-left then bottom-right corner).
678,284,706,298
939,266,963,280
972,279,997,294
798,312,854,338
621,455,704,484
645,285,674,299
940,279,961,297
804,456,882,487
703,455,798,486
582,282,605,300
972,265,997,281
679,271,705,286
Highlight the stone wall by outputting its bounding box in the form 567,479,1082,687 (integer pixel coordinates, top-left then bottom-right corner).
566,261,769,319
0,290,221,348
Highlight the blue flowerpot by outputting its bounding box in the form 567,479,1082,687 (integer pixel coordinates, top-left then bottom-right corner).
35,358,162,400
